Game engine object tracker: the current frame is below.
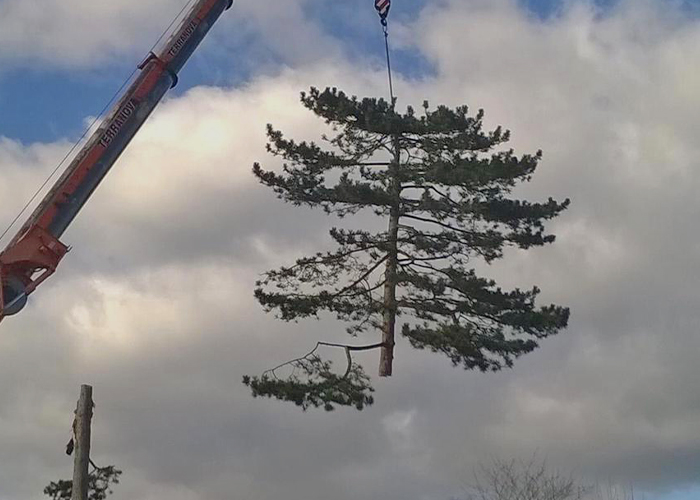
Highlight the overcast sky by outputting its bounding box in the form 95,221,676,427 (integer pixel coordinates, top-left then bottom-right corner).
2,0,700,499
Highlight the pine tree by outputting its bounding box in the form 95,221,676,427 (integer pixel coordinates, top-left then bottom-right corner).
244,87,570,411
43,465,121,500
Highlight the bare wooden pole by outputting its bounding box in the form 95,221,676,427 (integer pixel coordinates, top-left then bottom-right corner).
72,385,93,500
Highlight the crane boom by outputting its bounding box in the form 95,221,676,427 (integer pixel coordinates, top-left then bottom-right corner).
0,0,234,323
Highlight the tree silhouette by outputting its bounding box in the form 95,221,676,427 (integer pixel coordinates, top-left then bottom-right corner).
245,87,570,410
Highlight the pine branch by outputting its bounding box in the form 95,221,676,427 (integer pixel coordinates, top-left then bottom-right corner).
402,213,476,235
331,255,388,298
244,341,382,411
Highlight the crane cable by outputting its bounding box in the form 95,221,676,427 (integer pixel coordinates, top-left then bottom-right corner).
382,21,395,108
0,0,199,246
375,0,394,108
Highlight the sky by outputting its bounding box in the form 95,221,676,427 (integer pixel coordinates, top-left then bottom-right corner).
2,0,700,499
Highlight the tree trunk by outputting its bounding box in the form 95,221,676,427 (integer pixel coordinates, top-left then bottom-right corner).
72,385,93,500
380,136,401,377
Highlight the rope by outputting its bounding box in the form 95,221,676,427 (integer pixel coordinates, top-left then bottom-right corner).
382,21,395,109
0,0,197,247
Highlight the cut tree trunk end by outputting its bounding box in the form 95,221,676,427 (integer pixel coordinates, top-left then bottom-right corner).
379,338,394,377
380,254,397,377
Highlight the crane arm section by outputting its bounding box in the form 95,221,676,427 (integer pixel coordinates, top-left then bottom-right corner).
0,0,233,322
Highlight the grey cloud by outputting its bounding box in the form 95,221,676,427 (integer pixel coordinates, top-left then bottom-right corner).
4,0,700,499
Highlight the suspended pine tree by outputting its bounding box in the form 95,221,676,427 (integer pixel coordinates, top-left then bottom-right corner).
244,87,570,411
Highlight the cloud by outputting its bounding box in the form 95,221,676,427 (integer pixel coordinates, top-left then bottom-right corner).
3,0,700,499
0,0,343,70
0,0,176,67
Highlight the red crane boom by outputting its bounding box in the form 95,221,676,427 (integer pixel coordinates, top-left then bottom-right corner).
0,0,234,323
